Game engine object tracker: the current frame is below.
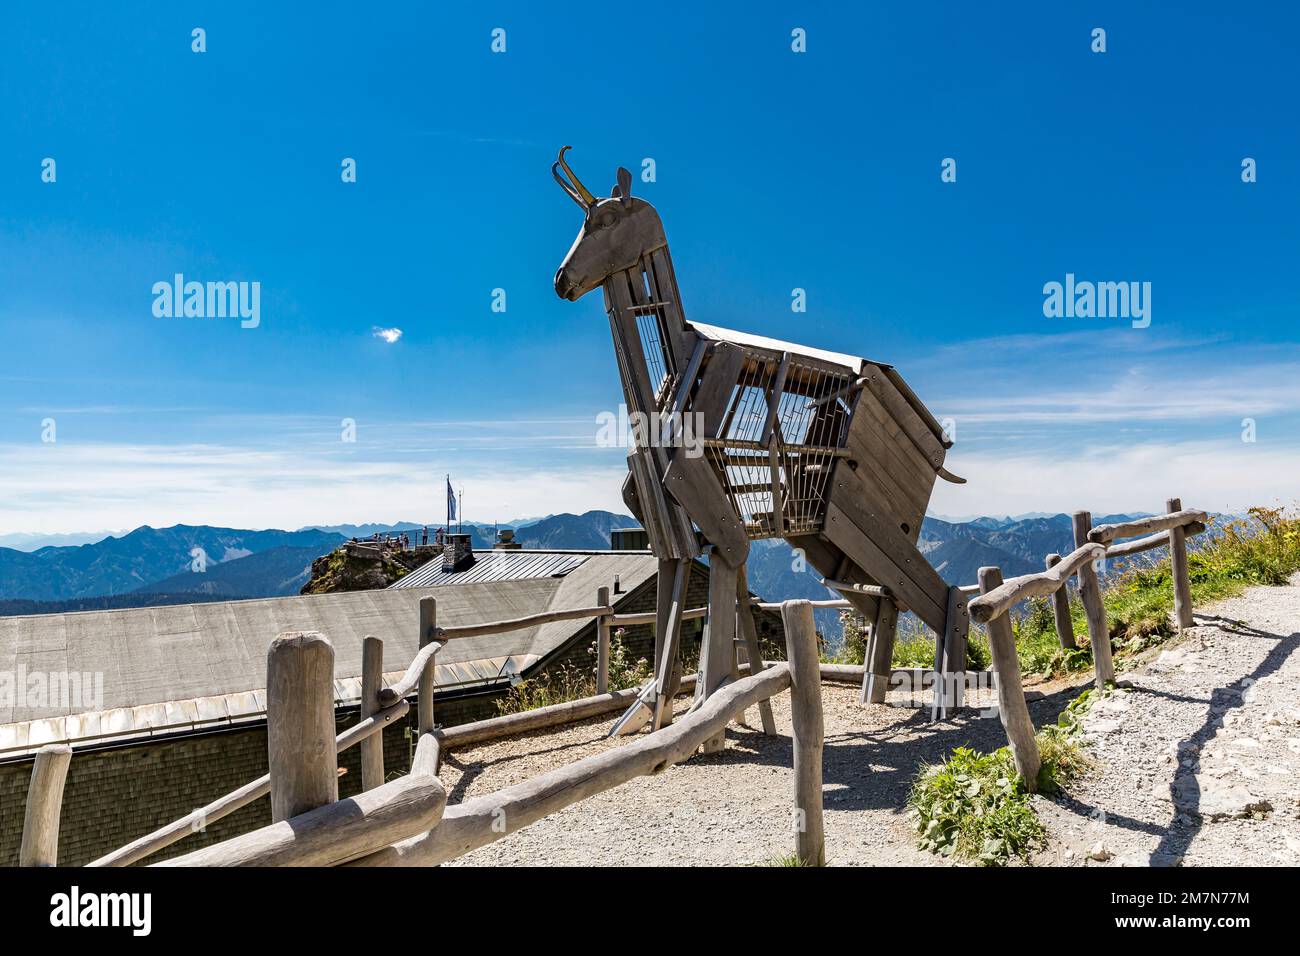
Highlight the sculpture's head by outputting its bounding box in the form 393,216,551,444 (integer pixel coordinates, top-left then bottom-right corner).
552,147,666,301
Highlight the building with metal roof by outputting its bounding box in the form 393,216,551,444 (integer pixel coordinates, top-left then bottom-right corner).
390,548,646,590
0,550,659,759
0,544,789,865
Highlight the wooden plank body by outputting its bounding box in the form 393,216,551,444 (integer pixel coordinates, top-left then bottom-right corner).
822,499,948,632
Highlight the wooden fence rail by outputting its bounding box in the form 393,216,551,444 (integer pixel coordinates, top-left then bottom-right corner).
350,602,824,868
71,590,826,868
88,697,411,867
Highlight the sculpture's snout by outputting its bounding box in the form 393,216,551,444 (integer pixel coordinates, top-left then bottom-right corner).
554,267,577,301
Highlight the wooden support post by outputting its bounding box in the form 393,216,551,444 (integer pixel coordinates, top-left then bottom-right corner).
862,598,899,704
418,596,438,738
1167,497,1194,631
781,600,825,866
267,631,338,823
360,636,385,791
1045,554,1077,650
977,568,1041,792
699,556,739,753
1072,512,1115,687
935,585,968,716
735,563,777,734
932,618,946,719
596,586,611,694
653,560,687,731
19,744,72,867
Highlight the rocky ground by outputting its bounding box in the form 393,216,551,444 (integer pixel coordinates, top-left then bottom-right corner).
438,576,1300,866
1037,574,1300,867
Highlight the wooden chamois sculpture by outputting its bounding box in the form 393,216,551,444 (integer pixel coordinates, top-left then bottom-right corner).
552,148,970,741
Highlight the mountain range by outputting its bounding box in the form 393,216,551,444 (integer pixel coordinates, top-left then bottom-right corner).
0,512,643,614
0,510,1175,629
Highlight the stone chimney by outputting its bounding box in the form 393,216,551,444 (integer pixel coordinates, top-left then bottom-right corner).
494,528,522,550
441,533,475,572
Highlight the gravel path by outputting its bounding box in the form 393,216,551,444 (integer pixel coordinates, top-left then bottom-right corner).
441,677,1087,866
439,577,1300,866
1037,574,1300,867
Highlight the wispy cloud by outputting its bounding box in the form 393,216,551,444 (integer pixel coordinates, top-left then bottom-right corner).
932,438,1300,517
372,326,402,344
0,441,627,533
919,332,1300,431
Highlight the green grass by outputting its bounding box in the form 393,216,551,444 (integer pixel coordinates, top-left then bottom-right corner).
828,614,991,670
494,629,653,715
908,691,1097,865
757,852,813,867
835,507,1300,680
1004,507,1300,679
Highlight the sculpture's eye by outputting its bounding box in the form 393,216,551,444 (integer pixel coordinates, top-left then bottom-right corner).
599,211,617,228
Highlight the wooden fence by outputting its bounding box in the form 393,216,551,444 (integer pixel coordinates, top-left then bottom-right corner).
961,498,1207,789
21,595,827,868
16,497,1205,863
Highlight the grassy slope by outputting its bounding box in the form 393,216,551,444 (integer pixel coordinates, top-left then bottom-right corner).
905,506,1300,865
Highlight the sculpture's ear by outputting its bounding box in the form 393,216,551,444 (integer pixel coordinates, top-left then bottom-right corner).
616,167,633,206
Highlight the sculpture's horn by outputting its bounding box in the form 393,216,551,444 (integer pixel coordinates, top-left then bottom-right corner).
555,146,597,207
552,162,586,208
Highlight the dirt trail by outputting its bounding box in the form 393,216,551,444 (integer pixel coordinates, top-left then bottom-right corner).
1037,574,1300,867
441,577,1300,866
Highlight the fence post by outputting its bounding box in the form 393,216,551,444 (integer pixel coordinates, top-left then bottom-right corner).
596,586,611,694
1166,496,1194,631
781,599,825,866
19,744,72,867
267,631,338,822
1045,554,1076,650
1071,511,1116,687
977,568,1041,792
360,635,385,791
418,596,439,737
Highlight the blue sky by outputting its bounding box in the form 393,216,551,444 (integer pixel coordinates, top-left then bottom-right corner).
1,2,1297,533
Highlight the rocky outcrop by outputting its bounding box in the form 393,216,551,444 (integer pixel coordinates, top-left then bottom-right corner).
299,541,440,594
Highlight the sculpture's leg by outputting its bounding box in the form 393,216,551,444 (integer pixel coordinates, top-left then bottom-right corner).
862,598,899,704
735,562,777,734
934,585,969,718
698,554,739,753
650,560,688,732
